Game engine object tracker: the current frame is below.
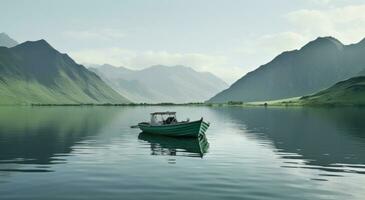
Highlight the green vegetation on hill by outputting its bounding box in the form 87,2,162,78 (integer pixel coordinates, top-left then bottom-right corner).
209,37,365,103
205,76,365,107
300,76,365,106
0,40,130,105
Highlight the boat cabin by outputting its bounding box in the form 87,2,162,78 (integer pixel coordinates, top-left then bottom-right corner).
150,112,178,125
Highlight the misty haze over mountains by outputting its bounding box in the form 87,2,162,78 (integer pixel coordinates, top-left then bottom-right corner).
90,64,228,103
1,32,365,105
0,32,18,48
0,33,228,104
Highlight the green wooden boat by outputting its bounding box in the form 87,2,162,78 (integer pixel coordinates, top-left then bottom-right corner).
137,112,210,137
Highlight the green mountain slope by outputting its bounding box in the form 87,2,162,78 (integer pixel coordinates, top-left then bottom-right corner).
0,32,18,47
209,37,365,103
0,40,130,105
90,64,228,103
300,76,365,106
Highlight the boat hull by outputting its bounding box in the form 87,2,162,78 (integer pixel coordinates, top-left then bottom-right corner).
138,119,209,137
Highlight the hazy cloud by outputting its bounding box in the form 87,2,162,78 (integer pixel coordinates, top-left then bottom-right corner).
286,4,365,44
71,48,244,83
67,2,365,84
235,32,309,70
308,0,334,5
63,29,125,41
234,3,365,72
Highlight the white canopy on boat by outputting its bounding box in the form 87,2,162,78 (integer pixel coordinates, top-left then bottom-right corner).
150,112,177,125
150,112,176,115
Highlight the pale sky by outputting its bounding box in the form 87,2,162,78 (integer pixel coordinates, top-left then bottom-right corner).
1,0,365,83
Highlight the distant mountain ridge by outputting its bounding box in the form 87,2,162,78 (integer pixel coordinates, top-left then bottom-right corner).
90,64,228,103
0,32,18,47
209,36,365,103
0,40,129,104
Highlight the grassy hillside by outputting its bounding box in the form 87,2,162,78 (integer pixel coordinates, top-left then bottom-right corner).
212,77,365,107
209,37,365,103
300,76,365,106
0,40,130,105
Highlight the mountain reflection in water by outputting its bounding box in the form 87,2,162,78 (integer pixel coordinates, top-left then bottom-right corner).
0,107,118,172
218,107,365,175
0,106,364,200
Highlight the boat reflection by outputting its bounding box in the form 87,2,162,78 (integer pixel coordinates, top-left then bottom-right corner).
138,133,209,158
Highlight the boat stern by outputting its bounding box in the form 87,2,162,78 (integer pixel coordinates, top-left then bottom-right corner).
198,118,210,136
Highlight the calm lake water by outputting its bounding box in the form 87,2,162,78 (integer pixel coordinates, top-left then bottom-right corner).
0,106,364,200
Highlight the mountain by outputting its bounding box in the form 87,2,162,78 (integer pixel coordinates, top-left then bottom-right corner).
90,64,228,103
300,76,365,106
208,37,365,103
0,32,18,47
0,40,130,105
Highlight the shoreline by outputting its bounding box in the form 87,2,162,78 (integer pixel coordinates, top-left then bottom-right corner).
0,102,362,108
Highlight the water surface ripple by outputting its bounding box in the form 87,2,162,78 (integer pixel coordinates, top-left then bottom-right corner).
0,106,364,199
